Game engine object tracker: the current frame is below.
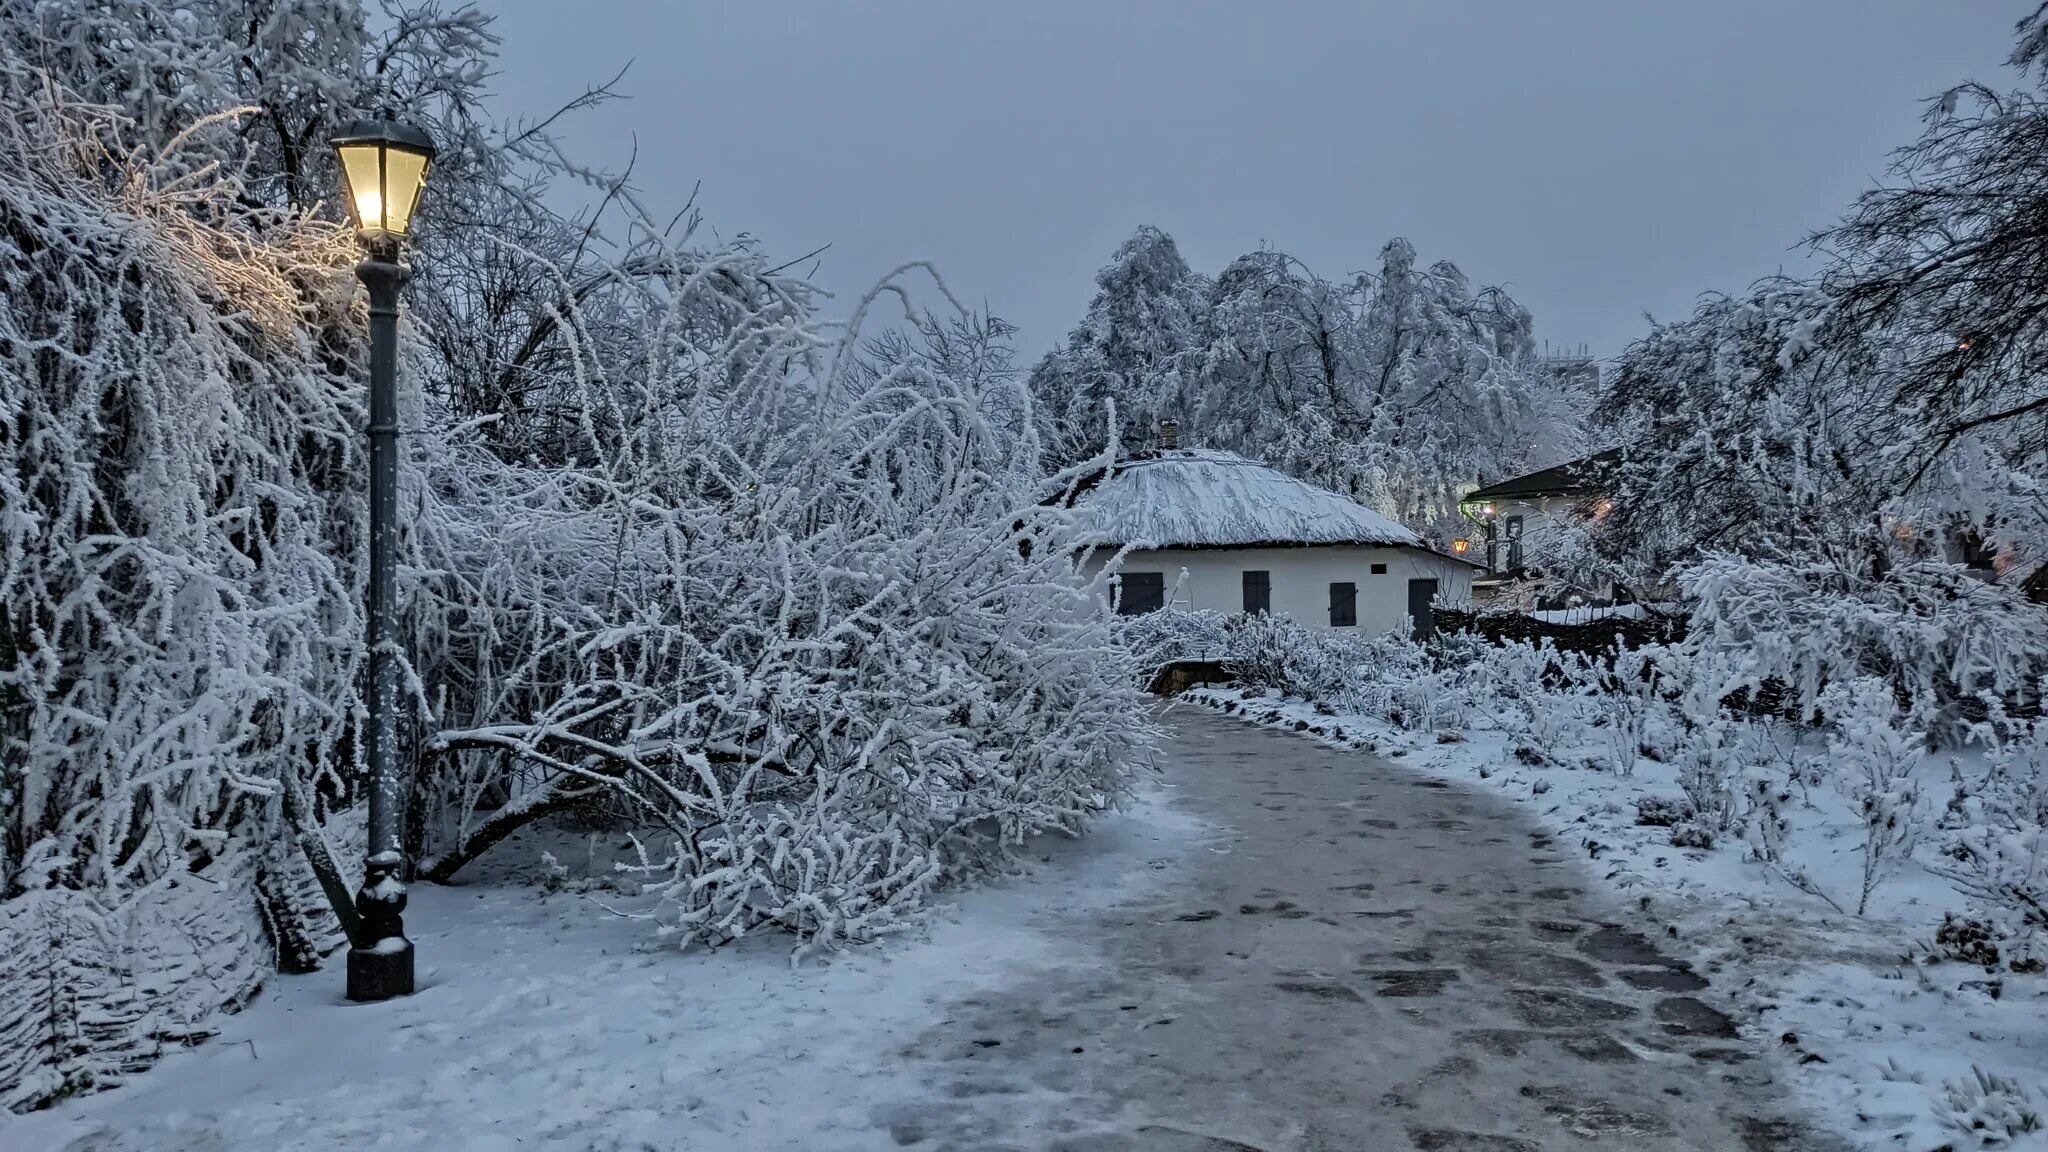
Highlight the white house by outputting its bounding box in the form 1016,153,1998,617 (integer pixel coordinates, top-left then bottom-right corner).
1065,448,1477,637
1457,449,1619,603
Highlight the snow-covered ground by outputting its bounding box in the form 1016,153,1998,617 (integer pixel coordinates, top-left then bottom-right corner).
3,791,1203,1152
1184,686,2048,1152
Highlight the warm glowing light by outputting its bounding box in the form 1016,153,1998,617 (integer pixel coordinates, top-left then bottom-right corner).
1452,539,1471,554
1481,503,1496,518
331,119,436,245
1596,499,1614,517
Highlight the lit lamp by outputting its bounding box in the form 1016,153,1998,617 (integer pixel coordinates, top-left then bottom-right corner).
1452,539,1471,555
331,118,435,1004
332,119,435,255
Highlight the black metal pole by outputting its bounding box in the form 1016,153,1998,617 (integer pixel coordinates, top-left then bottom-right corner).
347,253,415,1002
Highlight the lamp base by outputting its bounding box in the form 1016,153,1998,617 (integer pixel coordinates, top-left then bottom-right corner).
345,938,415,1002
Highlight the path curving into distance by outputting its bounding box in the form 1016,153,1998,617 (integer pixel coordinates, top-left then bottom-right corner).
872,706,1843,1152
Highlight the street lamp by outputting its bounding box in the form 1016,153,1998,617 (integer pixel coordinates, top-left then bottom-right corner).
331,118,435,1003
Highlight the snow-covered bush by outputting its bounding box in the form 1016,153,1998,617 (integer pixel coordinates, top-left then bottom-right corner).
1818,679,1927,915
1217,612,1374,708
402,250,1158,954
1599,646,1664,776
1120,608,1230,667
1392,664,1468,734
1191,611,1464,729
1935,1066,2044,1146
1938,711,2048,965
1671,719,1742,848
1679,549,2048,733
1464,639,1593,760
1739,768,1796,869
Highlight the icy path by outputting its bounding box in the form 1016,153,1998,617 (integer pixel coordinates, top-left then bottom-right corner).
12,708,1841,1151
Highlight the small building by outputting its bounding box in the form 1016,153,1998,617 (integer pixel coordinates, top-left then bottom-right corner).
1066,448,1477,637
1458,450,1619,602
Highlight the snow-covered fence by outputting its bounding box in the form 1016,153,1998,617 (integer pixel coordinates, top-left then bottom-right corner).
0,836,349,1110
1436,604,1685,657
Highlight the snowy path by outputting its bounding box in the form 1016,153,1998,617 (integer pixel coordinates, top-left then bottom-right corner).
876,706,1846,1151
10,708,1843,1151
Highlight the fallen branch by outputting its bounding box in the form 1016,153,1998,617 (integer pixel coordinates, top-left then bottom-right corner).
417,779,609,883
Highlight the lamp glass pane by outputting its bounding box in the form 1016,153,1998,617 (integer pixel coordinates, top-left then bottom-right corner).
338,144,387,233
382,149,430,235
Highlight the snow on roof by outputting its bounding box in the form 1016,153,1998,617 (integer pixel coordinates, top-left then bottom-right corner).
1066,449,1424,551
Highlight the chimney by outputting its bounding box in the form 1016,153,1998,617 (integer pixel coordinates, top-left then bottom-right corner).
1159,419,1180,451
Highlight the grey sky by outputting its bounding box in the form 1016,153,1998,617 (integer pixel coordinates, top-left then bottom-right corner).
477,1,2019,362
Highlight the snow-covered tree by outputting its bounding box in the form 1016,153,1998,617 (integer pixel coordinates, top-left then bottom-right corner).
1585,8,2048,739
1028,225,1207,465
1590,280,1883,587
1192,248,1362,489
1813,8,2048,587
1346,238,1580,537
1035,228,1585,545
1595,7,2048,605
0,4,1158,1108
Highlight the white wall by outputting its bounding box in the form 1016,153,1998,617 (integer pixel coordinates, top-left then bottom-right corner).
1091,544,1474,635
1472,496,1621,602
1483,496,1577,572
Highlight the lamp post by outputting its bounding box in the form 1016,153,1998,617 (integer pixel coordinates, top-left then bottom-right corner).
331,118,435,1003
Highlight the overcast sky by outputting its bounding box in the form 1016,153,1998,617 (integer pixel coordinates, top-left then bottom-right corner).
476,1,2021,363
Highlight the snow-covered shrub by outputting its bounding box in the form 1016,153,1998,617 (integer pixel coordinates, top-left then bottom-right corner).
1933,913,2010,971
1466,639,1595,759
1392,663,1468,733
1935,1066,2044,1146
1218,612,1373,710
1462,638,1548,712
1122,608,1230,667
1938,712,2048,964
405,256,1158,954
1739,772,1793,864
1598,646,1664,776
1548,652,1602,756
1634,796,1692,827
1196,612,1476,730
1821,679,1927,916
1679,549,2048,731
1672,717,1742,847
1737,714,1820,799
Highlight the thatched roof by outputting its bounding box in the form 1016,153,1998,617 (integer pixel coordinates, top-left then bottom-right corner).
1066,449,1424,551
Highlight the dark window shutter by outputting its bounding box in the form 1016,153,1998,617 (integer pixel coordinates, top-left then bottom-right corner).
1370,562,1388,575
1329,581,1357,627
1242,570,1271,615
1116,571,1165,616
